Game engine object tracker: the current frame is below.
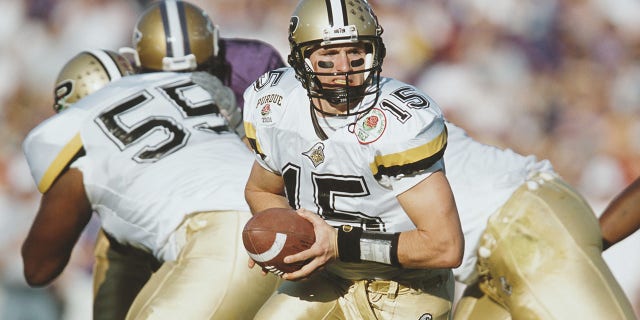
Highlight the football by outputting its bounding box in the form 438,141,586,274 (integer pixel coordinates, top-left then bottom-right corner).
242,208,315,276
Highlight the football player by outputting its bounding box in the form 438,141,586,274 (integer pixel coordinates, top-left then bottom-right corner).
90,0,286,318
241,0,636,319
243,0,464,319
21,47,280,319
444,121,636,319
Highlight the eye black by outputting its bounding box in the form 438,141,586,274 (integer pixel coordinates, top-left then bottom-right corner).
318,61,334,69
350,58,364,67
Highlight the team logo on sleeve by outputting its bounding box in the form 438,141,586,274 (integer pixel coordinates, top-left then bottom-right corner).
256,94,283,125
302,142,325,167
259,104,273,124
355,108,386,144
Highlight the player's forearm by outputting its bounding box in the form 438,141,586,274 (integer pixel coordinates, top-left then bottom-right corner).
397,226,464,269
393,171,464,268
245,189,290,214
335,218,464,269
22,241,70,287
245,161,291,214
600,177,640,250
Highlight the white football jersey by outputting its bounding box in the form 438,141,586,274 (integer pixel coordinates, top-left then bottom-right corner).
243,68,556,282
244,67,447,235
23,72,253,261
444,122,554,283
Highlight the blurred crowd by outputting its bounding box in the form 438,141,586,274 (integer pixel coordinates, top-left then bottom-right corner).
0,0,638,318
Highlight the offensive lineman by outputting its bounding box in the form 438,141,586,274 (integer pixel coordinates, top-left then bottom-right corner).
90,1,286,319
444,121,636,319
21,48,279,319
244,0,464,319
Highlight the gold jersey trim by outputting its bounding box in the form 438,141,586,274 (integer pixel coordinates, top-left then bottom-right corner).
244,121,266,159
370,127,447,179
38,133,83,193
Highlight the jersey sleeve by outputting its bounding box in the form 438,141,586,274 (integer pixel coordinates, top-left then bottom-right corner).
243,73,277,173
243,68,297,174
22,109,87,193
243,74,266,161
368,83,448,194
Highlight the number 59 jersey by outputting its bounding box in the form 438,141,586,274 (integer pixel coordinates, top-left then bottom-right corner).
23,72,254,261
243,68,448,233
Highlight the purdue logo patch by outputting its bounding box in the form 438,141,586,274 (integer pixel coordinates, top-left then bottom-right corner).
355,108,386,144
255,91,284,126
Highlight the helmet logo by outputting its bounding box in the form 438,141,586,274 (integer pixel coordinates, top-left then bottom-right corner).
418,314,433,320
355,108,386,144
303,142,325,168
289,16,299,35
53,80,74,112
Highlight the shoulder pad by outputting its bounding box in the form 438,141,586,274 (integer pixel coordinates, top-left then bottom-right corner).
23,109,87,193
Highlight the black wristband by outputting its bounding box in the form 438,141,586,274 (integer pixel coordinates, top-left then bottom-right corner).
390,232,401,267
337,225,363,263
360,231,402,267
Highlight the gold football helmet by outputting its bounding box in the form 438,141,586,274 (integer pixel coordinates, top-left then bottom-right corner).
131,0,219,72
288,0,386,113
53,49,134,112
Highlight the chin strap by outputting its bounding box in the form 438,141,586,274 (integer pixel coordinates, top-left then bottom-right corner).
310,101,329,141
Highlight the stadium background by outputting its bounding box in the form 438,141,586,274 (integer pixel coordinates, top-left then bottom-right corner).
0,0,638,318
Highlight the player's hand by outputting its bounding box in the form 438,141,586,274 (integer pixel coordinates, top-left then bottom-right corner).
281,208,338,281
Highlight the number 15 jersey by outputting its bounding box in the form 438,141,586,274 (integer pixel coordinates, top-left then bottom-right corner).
23,72,253,261
243,68,448,234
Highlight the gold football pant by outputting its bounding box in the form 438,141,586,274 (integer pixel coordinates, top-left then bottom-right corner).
453,174,636,319
93,210,280,320
255,268,454,320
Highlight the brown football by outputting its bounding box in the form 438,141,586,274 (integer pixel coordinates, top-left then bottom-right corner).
242,208,315,276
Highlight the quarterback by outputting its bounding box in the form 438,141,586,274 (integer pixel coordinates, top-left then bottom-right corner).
241,0,635,319
243,0,464,319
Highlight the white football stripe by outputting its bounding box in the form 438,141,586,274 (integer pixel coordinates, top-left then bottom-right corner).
329,0,345,27
165,0,186,57
88,49,122,81
247,233,287,262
